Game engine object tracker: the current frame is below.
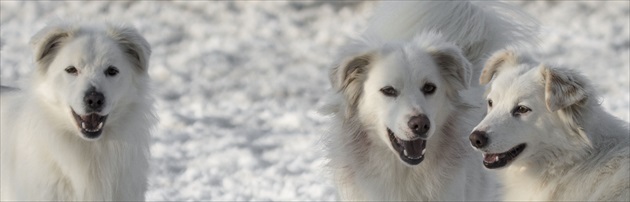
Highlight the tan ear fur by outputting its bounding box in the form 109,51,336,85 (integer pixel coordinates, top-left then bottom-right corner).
329,53,374,116
30,25,73,73
540,64,593,147
428,46,472,90
480,49,519,84
541,65,589,112
107,23,151,72
330,53,373,90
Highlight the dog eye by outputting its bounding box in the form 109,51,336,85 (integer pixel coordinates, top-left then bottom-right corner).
512,105,531,116
105,66,119,77
421,83,436,95
65,66,78,75
488,99,493,107
380,86,399,97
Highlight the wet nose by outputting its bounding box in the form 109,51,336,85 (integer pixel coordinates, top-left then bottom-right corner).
470,130,489,149
84,87,105,112
408,114,430,137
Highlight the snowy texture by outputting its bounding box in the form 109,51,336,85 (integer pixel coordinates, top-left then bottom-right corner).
0,1,627,200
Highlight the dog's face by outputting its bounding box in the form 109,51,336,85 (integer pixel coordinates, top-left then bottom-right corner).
331,34,472,166
31,23,151,140
472,62,545,169
470,50,592,169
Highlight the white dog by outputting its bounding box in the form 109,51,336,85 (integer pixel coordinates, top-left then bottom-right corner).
0,21,156,201
322,1,537,200
470,49,630,201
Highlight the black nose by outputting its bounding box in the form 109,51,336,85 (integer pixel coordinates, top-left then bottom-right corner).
408,114,430,137
470,130,489,149
84,87,105,112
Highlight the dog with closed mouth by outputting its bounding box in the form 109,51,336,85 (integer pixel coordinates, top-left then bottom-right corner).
470,49,630,201
0,21,156,201
321,1,538,200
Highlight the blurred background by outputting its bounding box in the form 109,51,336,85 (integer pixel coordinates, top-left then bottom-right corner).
0,1,628,200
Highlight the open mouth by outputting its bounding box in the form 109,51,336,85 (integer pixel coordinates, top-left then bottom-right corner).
387,128,426,165
483,143,526,169
71,109,108,139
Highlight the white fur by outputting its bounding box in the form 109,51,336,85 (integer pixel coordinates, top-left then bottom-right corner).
473,49,630,201
322,1,537,200
0,21,156,201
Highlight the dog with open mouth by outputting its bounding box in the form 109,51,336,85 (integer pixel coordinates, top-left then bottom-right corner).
0,21,156,201
470,49,630,201
321,1,537,200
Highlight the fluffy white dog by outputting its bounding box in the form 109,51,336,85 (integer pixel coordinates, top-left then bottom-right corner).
0,21,156,201
322,1,537,200
470,49,630,201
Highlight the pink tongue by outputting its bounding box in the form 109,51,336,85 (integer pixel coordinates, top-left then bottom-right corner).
484,154,497,163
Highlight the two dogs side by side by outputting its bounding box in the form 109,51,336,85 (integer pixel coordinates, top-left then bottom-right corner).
0,22,156,200
322,1,537,200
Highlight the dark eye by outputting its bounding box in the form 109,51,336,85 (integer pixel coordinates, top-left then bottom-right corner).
488,99,493,107
422,83,436,95
512,105,531,116
65,66,78,75
105,66,119,77
380,86,399,97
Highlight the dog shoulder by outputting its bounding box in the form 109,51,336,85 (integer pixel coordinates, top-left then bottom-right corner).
588,145,630,201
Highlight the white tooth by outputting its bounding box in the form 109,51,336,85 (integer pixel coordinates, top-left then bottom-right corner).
81,122,86,129
494,156,499,162
403,149,408,156
422,149,426,155
97,122,103,130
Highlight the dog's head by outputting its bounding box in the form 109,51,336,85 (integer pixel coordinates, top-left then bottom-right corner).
470,49,593,169
30,22,151,140
331,33,472,166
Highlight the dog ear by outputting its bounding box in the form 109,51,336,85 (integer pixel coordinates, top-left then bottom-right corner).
107,24,151,72
329,52,373,116
541,65,593,147
330,53,373,90
541,65,590,112
480,49,520,85
30,25,72,73
428,46,472,90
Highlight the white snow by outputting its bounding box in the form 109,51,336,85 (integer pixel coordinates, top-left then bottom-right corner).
1,1,628,200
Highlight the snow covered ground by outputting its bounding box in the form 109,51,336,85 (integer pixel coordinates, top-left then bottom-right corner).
1,1,628,201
